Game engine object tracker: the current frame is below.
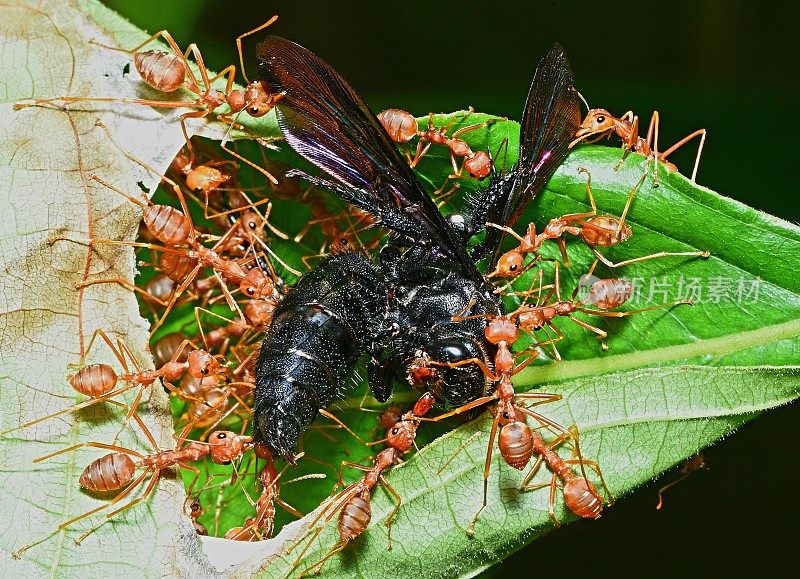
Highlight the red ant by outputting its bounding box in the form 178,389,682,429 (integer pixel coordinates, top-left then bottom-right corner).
378,107,497,178
420,311,598,534
570,107,706,185
423,286,620,532
53,172,281,333
224,445,322,541
289,394,436,576
656,452,709,510
509,259,693,358
34,407,254,544
1,328,218,436
488,165,708,277
14,18,285,159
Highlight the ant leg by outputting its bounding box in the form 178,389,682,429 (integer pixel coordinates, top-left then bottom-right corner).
410,140,433,168
76,277,171,307
577,167,599,214
74,469,162,545
567,314,608,342
235,16,279,84
436,431,483,474
485,222,528,245
466,410,501,537
660,129,707,183
614,161,649,242
221,143,278,185
520,455,546,489
422,395,495,422
579,298,692,318
645,111,661,187
62,468,150,534
428,357,497,381
76,327,129,372
378,475,402,550
299,540,349,578
34,440,144,464
318,409,371,446
548,474,562,527
589,246,710,269
6,387,133,436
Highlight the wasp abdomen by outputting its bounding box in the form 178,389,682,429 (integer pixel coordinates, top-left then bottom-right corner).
254,253,386,461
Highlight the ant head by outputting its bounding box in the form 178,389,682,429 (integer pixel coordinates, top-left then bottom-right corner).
386,420,416,453
207,430,249,464
245,298,276,328
185,165,229,194
243,82,283,118
378,404,404,430
240,210,262,232
484,317,519,345
240,267,273,299
492,250,524,278
570,108,615,147
408,337,488,406
187,349,219,378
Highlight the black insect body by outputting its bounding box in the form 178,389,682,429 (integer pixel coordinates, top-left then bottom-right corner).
254,36,580,462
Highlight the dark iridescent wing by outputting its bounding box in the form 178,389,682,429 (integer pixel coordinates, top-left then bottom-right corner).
257,36,480,279
480,43,581,262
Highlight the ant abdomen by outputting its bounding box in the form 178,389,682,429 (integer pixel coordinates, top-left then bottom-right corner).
498,421,533,470
563,477,603,519
339,495,371,540
69,364,118,397
133,50,187,93
79,453,137,492
377,109,417,143
580,216,632,247
142,205,192,246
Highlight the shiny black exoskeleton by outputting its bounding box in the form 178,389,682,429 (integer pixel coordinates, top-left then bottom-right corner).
254,37,580,461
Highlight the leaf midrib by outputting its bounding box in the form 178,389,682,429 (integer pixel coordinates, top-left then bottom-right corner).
517,317,800,387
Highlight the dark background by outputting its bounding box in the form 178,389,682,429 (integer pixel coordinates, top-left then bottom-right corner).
103,1,800,576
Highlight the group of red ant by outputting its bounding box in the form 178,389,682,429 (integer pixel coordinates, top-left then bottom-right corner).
10,16,710,575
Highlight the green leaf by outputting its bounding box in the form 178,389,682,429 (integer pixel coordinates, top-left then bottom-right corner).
227,125,799,577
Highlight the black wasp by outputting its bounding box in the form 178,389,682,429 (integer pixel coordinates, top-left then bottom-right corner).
253,36,581,462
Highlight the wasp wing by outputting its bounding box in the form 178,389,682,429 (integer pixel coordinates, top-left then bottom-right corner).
479,43,581,263
257,36,479,278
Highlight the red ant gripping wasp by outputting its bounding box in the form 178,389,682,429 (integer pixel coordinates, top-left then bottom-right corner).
412,306,611,534
488,165,709,277
378,107,498,179
288,394,436,576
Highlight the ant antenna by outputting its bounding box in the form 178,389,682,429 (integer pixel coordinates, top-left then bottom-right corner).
577,90,590,113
